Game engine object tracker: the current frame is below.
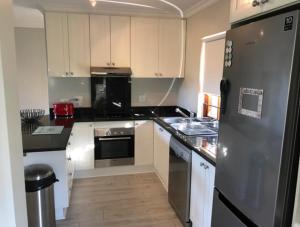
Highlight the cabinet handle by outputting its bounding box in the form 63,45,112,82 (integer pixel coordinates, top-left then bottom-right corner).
200,162,205,167
112,62,115,66
252,0,260,7
204,165,209,170
67,157,72,161
68,142,71,146
107,62,110,66
66,72,69,76
70,72,74,76
68,173,72,176
160,73,163,77
70,133,73,136
159,127,164,132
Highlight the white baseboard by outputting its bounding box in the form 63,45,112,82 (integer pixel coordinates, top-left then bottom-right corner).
74,165,155,179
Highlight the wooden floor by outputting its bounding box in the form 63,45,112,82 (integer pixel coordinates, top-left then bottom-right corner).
57,173,183,227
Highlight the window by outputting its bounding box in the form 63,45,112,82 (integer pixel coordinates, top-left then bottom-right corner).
198,31,226,119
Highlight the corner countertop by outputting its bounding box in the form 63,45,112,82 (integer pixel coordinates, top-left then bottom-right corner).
153,118,217,166
22,106,217,165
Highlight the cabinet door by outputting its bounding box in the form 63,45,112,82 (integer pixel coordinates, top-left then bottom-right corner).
68,14,90,77
203,161,216,227
261,0,299,12
190,152,207,227
70,122,94,170
159,19,185,78
134,120,154,166
45,12,69,77
90,15,111,67
230,0,262,23
131,17,159,78
111,16,131,67
154,123,171,190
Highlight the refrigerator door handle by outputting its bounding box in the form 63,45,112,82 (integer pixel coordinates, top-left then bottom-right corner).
220,78,230,114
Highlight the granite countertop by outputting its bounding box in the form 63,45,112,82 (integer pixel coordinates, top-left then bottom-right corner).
22,106,182,154
22,106,217,165
153,118,217,166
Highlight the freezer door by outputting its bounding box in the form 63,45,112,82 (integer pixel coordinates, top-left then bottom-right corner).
215,10,299,227
212,190,247,227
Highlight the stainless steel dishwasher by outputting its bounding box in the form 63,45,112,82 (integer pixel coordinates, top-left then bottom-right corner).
168,136,192,227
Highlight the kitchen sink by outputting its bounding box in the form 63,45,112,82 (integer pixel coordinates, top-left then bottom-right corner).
161,117,218,136
170,122,218,136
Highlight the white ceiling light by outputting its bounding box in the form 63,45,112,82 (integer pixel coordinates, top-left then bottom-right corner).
90,0,156,9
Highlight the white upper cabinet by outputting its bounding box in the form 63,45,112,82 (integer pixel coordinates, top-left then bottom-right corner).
90,15,130,67
45,12,90,77
131,17,159,78
158,19,185,78
110,16,131,67
90,15,111,67
131,17,185,78
230,0,299,23
68,14,90,77
261,0,299,12
45,13,69,77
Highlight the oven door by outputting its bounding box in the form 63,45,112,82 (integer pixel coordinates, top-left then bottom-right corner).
94,135,134,167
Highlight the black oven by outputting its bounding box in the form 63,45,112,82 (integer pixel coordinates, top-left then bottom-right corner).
94,127,134,168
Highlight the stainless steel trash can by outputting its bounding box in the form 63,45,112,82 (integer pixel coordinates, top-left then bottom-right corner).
25,164,58,227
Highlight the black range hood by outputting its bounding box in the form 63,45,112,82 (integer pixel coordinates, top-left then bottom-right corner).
90,67,132,77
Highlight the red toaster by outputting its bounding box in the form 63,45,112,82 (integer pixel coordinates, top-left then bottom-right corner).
53,102,74,117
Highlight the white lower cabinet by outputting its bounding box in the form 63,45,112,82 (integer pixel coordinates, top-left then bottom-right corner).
190,151,215,227
24,150,71,220
134,120,154,166
153,123,171,191
68,122,94,171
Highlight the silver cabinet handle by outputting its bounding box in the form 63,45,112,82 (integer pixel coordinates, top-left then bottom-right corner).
159,127,164,132
112,62,115,66
66,72,69,76
68,142,71,146
252,0,260,7
200,162,205,167
204,165,209,170
70,72,74,76
98,137,131,141
67,157,72,161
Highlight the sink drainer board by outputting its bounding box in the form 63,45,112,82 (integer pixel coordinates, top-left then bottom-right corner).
32,126,64,135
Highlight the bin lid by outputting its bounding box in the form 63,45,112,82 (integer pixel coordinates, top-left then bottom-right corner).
25,164,54,181
25,164,58,192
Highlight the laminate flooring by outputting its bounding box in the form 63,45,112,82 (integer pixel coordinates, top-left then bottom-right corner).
56,173,183,227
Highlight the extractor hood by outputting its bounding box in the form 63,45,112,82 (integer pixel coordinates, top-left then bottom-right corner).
90,67,132,76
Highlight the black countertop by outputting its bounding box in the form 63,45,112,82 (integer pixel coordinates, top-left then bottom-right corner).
22,106,217,165
153,118,217,166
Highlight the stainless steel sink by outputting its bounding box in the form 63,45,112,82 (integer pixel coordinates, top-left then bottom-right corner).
161,117,218,136
170,122,217,136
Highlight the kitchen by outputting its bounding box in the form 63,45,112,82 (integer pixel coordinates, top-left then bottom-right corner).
2,0,300,227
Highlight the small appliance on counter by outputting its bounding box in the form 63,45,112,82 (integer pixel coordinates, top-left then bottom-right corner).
52,102,74,118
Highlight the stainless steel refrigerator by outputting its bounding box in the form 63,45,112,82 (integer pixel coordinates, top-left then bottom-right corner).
212,10,300,227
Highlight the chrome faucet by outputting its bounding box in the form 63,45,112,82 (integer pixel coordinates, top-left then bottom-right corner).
175,108,195,119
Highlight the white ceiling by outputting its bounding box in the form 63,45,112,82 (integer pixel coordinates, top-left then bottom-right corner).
13,0,220,18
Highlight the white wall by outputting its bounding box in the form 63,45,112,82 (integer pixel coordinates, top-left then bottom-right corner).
15,28,49,113
177,0,231,111
0,0,28,226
